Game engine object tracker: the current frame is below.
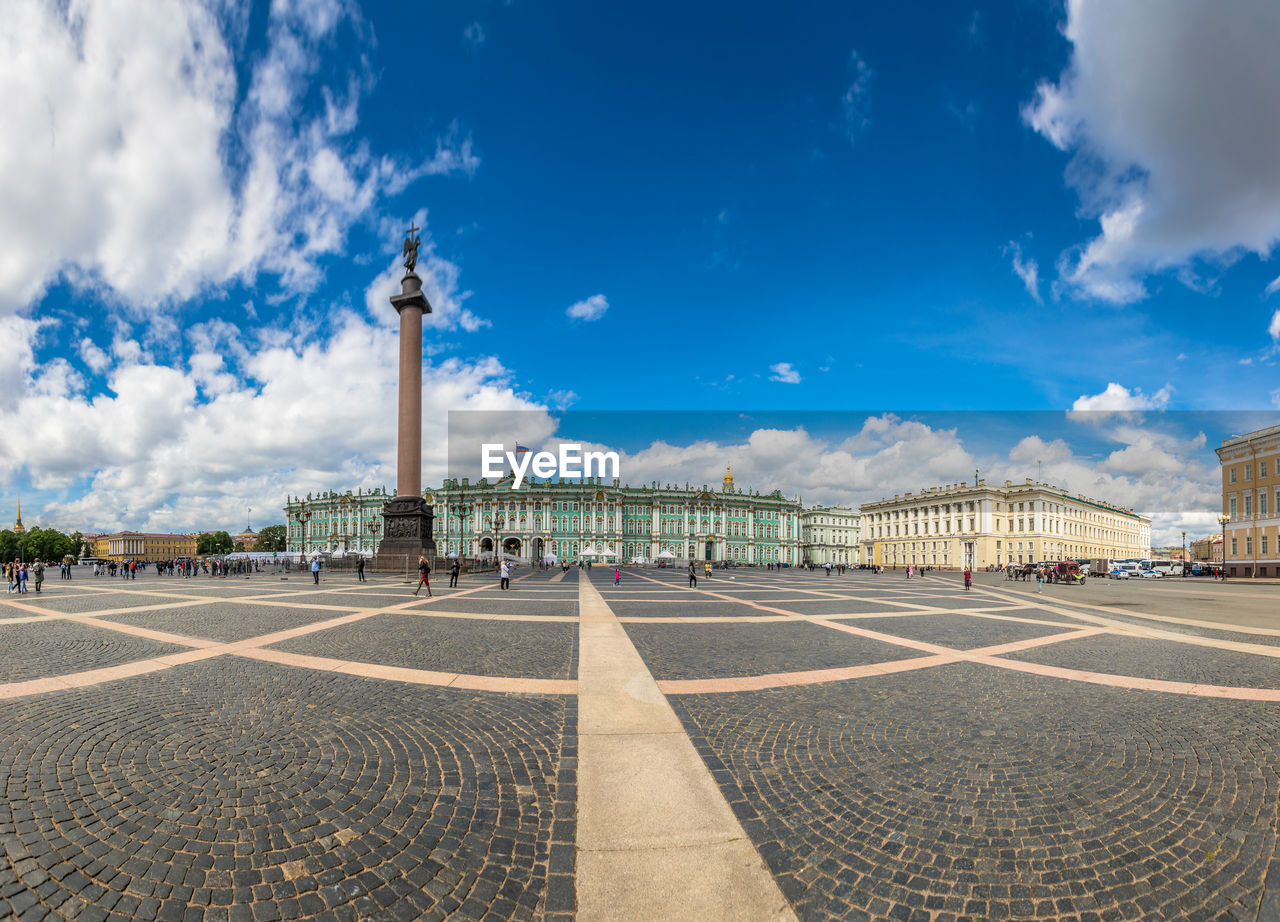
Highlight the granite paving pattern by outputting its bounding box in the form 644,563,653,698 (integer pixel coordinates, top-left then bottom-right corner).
0,659,576,922
96,603,358,643
1002,633,1280,688
0,621,190,683
671,662,1280,922
843,612,1078,650
269,614,580,679
624,620,919,680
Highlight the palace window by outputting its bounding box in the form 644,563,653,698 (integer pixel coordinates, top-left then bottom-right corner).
1230,467,1237,483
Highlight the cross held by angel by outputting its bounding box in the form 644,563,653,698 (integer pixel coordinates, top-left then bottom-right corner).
403,223,422,275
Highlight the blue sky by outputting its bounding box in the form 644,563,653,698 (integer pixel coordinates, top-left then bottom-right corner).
3,0,1279,542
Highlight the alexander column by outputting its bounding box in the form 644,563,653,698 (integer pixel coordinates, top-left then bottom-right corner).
376,223,437,570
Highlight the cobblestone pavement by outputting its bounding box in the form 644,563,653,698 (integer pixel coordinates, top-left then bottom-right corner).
3,565,1279,920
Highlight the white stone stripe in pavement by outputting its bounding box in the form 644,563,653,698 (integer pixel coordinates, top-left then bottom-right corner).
574,576,797,922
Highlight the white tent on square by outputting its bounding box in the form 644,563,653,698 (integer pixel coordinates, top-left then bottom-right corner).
580,544,601,556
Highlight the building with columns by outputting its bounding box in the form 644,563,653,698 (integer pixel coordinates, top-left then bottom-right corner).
801,505,861,565
91,532,197,561
1216,423,1280,578
283,487,392,557
860,478,1150,570
429,467,804,565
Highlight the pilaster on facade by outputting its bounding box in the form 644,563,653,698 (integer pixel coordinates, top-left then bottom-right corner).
1216,424,1280,578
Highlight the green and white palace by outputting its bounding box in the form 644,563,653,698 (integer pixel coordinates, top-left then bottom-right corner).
429,466,802,565
285,469,807,564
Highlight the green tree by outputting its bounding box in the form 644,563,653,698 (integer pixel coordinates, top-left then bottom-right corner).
0,530,16,562
196,531,234,555
254,524,287,551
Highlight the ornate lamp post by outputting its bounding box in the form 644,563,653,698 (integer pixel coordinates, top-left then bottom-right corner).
296,504,312,561
1181,529,1187,577
493,513,505,568
450,487,470,560
1217,513,1230,580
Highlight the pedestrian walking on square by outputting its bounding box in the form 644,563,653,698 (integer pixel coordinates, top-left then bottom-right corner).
414,555,432,596
356,557,366,583
449,558,460,588
688,562,698,588
963,567,971,591
1037,569,1044,593
33,559,44,593
499,560,511,591
18,563,28,593
311,556,321,585
614,566,621,586
704,561,711,580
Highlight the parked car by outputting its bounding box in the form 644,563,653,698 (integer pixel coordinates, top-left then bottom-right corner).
1108,568,1131,579
1139,569,1162,579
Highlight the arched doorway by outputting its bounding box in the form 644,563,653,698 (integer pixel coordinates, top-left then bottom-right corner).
503,537,522,558
705,540,714,561
479,537,493,554
532,537,544,561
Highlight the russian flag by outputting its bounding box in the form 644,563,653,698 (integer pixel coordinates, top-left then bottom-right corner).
514,444,531,454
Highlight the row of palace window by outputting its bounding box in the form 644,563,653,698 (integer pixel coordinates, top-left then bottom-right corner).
1228,492,1280,518
1228,459,1277,483
1230,535,1271,557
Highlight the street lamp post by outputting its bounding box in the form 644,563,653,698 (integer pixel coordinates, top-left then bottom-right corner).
493,513,505,570
1217,513,1230,580
1181,530,1187,577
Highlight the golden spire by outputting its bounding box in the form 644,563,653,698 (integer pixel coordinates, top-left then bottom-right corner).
13,498,24,535
722,464,734,492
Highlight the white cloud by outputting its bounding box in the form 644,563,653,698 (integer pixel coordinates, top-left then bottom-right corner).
566,294,609,322
1269,309,1280,342
841,51,873,144
1005,241,1041,302
768,362,801,384
1023,0,1280,303
0,0,477,315
1070,382,1171,413
2,306,547,534
1267,276,1280,297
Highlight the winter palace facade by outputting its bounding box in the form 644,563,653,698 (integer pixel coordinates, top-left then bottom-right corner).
284,469,828,565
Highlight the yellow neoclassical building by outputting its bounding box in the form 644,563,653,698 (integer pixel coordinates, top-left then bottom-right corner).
1216,423,1280,578
90,531,198,561
860,479,1151,570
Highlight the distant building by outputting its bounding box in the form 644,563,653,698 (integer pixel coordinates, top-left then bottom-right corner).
94,532,197,561
1189,535,1223,565
1216,423,1280,577
801,505,861,565
429,466,804,564
860,478,1151,570
234,528,258,548
284,487,392,557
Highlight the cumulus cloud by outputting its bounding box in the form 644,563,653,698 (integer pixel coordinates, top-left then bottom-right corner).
3,306,546,534
1070,382,1172,413
768,362,801,384
1023,0,1280,303
1270,309,1280,343
841,51,874,144
0,0,476,315
566,294,609,322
